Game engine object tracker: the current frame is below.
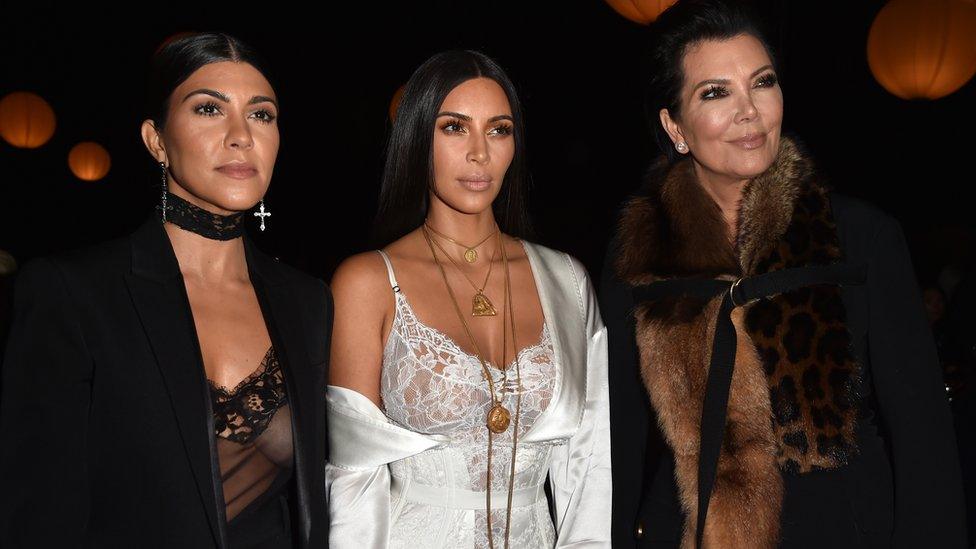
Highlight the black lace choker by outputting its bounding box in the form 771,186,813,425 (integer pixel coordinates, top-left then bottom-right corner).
160,192,245,241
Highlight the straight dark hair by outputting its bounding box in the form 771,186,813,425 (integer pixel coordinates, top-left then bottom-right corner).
647,0,777,163
372,50,533,247
146,32,274,131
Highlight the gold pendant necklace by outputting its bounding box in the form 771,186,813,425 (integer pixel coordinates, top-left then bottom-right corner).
422,226,524,549
424,222,496,263
472,291,497,317
487,402,511,434
426,223,498,316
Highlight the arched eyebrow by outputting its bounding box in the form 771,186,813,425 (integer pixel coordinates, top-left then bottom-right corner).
691,64,774,92
248,95,278,109
181,89,278,109
182,89,229,104
436,111,513,123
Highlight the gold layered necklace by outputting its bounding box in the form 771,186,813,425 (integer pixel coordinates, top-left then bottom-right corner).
424,221,496,263
421,226,522,549
425,221,498,317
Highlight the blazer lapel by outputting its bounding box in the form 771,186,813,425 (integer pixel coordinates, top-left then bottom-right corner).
245,239,315,547
123,218,228,549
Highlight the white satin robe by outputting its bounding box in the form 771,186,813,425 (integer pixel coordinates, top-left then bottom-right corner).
326,242,611,548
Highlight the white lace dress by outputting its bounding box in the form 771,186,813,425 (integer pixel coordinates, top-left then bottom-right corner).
377,249,559,548
326,241,612,549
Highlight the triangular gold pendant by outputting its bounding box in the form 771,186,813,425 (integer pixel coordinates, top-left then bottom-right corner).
472,292,497,316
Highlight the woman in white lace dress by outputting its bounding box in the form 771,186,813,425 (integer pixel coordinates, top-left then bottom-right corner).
326,50,611,548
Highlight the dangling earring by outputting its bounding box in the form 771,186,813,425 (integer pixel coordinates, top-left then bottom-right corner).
158,161,169,222
254,199,271,231
675,141,688,153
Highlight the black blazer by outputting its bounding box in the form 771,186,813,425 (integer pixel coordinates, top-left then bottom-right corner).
0,217,332,548
601,194,968,548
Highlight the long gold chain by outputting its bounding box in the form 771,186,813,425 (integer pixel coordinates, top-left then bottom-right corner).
421,226,521,549
499,233,522,549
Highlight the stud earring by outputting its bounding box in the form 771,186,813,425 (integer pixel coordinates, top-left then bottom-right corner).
675,141,688,153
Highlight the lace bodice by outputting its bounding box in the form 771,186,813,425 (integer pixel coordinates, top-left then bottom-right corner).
208,347,293,521
376,249,560,547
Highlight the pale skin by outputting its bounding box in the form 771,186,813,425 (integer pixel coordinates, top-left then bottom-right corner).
330,77,545,407
659,33,784,240
140,60,281,389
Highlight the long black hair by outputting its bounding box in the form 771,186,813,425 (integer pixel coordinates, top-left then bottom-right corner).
373,50,533,246
647,0,777,163
146,32,275,131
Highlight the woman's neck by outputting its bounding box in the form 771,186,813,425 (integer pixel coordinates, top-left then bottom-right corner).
164,223,249,283
424,200,500,261
693,161,749,242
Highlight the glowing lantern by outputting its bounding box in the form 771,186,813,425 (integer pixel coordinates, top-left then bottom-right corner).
868,0,976,100
68,142,111,182
0,92,56,148
0,249,16,276
604,0,678,25
389,84,406,121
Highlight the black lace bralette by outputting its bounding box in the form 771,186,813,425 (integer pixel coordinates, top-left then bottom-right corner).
209,347,288,444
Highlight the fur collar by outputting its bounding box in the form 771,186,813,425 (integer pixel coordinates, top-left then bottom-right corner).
615,136,816,283
614,136,861,547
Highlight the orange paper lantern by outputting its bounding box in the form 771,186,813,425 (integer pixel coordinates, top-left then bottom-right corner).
868,0,976,100
389,84,406,121
68,142,111,182
604,0,678,25
0,92,56,148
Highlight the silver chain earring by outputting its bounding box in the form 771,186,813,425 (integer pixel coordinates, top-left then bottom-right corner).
158,162,169,222
254,199,271,231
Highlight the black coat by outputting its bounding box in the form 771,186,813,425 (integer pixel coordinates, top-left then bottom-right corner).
0,218,332,548
601,193,968,548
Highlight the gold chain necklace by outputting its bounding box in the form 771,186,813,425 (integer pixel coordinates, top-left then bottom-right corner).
424,221,496,263
421,227,522,549
425,222,498,317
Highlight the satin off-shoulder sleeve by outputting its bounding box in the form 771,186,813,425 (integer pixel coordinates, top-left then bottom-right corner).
325,385,445,548
547,259,612,547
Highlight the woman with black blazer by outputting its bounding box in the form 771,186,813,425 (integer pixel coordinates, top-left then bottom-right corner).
0,33,331,548
600,1,966,547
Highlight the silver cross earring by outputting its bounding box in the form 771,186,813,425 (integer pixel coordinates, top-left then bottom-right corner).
254,199,271,231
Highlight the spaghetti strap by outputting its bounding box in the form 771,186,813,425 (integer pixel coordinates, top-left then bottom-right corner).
375,250,401,293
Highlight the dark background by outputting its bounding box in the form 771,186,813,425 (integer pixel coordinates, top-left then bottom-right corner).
2,1,975,539
2,0,973,284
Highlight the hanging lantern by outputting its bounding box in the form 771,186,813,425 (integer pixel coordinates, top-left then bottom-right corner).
0,249,16,276
68,142,111,181
389,84,406,122
604,0,678,25
868,0,976,100
0,91,56,149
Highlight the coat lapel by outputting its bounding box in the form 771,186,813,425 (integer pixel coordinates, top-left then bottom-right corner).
123,218,227,549
520,241,586,443
245,239,314,547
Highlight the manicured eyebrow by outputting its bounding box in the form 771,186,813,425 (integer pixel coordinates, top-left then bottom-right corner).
437,111,471,120
691,64,775,92
181,89,229,103
248,95,278,109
